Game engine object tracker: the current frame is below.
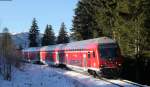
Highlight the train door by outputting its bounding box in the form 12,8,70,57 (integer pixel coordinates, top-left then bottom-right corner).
56,52,59,64
83,53,87,71
87,50,97,69
65,53,68,64
49,52,54,63
27,52,30,62
58,51,65,64
87,51,91,67
40,51,46,63
37,51,40,62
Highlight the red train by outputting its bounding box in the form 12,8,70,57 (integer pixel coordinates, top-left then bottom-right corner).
22,37,122,77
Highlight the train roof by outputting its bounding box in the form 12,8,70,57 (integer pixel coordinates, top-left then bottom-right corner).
65,37,116,49
23,37,116,51
23,47,41,52
40,37,116,51
40,44,65,51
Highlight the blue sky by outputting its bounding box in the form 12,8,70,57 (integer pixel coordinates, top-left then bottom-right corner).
0,0,78,35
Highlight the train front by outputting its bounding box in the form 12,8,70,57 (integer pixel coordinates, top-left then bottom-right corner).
98,43,122,78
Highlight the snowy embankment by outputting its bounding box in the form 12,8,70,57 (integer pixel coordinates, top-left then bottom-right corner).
0,64,147,87
52,66,146,87
0,64,84,87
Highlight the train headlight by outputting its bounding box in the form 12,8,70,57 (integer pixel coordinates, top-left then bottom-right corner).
100,64,106,68
118,64,121,66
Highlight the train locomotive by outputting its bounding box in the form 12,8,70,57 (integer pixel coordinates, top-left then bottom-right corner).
22,37,122,77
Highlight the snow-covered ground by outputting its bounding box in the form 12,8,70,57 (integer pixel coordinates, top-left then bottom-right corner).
0,64,83,87
0,64,147,87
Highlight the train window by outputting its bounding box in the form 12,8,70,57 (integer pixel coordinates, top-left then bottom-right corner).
93,51,95,58
88,52,90,59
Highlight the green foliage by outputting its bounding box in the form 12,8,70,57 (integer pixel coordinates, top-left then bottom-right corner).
57,22,69,44
71,0,103,40
42,24,56,46
28,18,40,47
117,0,149,57
72,0,150,58
94,0,119,38
93,0,149,57
143,0,150,50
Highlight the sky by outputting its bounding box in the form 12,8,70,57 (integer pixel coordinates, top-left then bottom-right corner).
0,0,78,35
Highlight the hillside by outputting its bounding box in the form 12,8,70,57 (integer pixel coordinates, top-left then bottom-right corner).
11,32,43,48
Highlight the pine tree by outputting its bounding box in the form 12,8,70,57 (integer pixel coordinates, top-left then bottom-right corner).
91,0,149,57
42,24,56,46
144,0,150,50
28,18,40,47
93,0,120,38
71,0,150,83
116,0,149,57
71,0,103,41
72,0,149,57
57,22,69,44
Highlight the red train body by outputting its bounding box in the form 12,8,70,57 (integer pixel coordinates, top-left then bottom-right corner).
22,47,41,63
22,37,122,76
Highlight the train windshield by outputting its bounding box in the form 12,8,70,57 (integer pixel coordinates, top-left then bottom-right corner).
99,44,119,59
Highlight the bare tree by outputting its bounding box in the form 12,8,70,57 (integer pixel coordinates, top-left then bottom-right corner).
0,28,22,80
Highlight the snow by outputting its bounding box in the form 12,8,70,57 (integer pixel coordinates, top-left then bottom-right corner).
0,64,147,87
0,64,83,87
52,67,145,87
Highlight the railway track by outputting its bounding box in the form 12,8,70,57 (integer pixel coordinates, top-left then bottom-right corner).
118,79,146,87
47,65,147,87
29,63,147,87
89,73,146,87
64,68,145,87
100,78,125,87
83,72,145,87
99,78,146,87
